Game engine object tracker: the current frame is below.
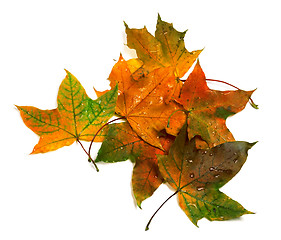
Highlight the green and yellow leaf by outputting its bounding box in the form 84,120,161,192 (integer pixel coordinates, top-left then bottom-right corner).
17,70,117,153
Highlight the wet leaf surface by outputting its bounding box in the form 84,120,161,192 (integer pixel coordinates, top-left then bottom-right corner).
175,61,255,147
158,123,256,225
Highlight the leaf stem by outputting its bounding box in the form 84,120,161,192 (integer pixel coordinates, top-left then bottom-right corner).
206,78,258,109
145,189,179,231
206,78,240,90
76,139,99,172
180,78,258,109
87,116,126,164
167,109,188,128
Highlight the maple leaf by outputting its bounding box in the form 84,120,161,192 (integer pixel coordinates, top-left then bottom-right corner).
95,122,174,207
16,70,118,154
125,14,202,78
175,61,255,147
155,123,256,227
106,55,186,150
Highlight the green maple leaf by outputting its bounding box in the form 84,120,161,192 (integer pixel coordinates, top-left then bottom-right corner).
95,122,170,207
17,70,118,154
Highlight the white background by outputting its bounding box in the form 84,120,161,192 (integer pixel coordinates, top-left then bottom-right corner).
0,0,280,239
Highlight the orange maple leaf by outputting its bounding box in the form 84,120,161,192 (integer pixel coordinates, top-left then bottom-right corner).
125,15,202,78
106,55,185,149
175,61,255,147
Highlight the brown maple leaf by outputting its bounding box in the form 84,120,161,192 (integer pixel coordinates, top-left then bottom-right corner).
145,122,255,230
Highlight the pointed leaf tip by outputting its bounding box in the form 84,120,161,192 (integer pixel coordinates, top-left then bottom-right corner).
123,21,128,29
246,210,255,215
249,141,258,148
64,69,72,78
157,13,161,21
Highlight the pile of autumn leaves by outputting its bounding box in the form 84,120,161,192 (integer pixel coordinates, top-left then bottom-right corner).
17,16,257,229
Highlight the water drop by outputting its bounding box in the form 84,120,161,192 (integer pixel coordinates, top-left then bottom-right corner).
209,167,215,171
190,173,194,178
202,150,207,155
188,159,193,163
189,203,198,209
197,187,204,191
120,147,124,150
209,152,213,156
214,174,220,178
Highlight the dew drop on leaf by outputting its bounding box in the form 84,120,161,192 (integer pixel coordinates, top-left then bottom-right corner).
202,150,207,155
